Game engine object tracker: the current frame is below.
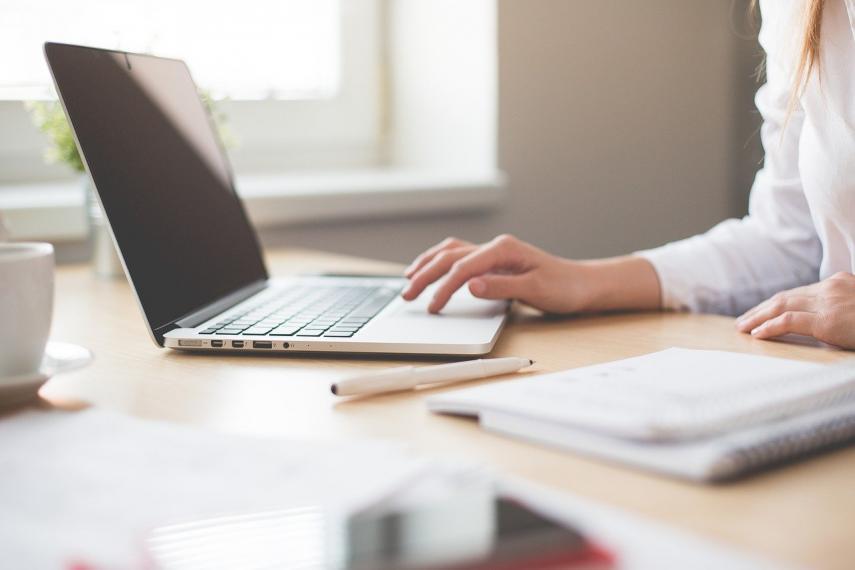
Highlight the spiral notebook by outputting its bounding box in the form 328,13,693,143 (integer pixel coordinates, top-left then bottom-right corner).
428,348,855,482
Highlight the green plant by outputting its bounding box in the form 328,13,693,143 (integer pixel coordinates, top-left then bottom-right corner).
25,100,85,173
26,90,235,174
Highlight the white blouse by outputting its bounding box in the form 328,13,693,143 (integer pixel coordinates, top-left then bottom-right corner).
638,0,855,316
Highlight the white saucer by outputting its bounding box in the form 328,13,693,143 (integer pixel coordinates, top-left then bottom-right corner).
0,342,93,408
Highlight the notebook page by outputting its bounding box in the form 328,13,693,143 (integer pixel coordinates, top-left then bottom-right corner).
428,348,837,442
481,396,855,482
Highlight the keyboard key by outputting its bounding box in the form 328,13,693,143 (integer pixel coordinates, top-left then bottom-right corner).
216,329,244,335
270,326,301,336
199,328,218,334
296,329,325,337
324,331,355,337
329,325,360,332
242,326,274,335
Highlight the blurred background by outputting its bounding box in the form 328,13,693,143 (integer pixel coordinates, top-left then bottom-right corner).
0,0,763,265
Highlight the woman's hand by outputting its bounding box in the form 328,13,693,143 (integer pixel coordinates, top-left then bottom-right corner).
401,234,662,314
736,272,855,349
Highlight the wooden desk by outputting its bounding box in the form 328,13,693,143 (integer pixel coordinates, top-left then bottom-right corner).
44,249,855,569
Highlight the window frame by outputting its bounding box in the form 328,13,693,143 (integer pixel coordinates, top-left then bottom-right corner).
218,0,384,174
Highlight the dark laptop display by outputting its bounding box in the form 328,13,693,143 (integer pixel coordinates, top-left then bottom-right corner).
44,43,267,340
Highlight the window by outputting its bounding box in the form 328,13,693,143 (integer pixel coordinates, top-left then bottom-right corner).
1,0,340,100
0,0,502,242
0,0,382,182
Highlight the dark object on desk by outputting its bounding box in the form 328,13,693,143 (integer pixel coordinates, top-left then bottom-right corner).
346,497,614,570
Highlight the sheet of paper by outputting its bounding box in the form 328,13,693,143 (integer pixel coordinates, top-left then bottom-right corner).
0,408,432,568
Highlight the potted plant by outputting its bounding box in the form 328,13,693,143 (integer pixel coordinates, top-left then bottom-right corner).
26,99,123,278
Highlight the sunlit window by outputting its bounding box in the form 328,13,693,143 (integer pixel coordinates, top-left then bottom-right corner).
0,0,340,100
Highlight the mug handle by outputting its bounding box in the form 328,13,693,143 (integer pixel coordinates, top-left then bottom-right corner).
42,342,94,376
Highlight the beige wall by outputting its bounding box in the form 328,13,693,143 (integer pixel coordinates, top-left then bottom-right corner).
259,1,763,265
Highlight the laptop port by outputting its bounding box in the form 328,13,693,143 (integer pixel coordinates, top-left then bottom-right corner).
231,340,245,348
253,341,273,349
211,340,224,348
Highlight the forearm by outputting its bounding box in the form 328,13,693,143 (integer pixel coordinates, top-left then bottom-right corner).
577,255,662,312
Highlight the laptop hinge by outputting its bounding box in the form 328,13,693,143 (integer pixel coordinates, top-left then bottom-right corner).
174,279,269,330
152,322,179,347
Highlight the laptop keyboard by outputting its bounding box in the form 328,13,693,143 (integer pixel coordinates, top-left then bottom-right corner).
198,284,402,339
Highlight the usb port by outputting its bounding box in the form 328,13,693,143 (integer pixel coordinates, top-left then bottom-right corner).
211,340,224,348
253,341,273,349
231,340,245,348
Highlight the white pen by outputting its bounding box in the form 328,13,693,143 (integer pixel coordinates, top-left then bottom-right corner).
331,357,535,397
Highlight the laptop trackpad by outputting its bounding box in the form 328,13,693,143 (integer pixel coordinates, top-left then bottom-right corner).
396,284,505,318
357,285,507,345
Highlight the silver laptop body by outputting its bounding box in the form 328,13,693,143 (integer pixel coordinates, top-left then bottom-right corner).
164,276,507,355
45,42,508,356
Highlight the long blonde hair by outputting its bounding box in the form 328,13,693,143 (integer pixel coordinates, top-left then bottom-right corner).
751,0,825,97
794,0,825,92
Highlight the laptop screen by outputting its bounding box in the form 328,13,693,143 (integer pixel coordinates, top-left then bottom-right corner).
45,43,268,337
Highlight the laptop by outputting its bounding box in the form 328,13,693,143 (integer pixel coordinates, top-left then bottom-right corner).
44,42,508,356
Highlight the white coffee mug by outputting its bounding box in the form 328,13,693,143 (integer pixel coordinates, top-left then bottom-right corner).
0,243,54,378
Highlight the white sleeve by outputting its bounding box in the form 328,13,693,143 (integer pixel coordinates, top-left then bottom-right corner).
635,0,821,316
